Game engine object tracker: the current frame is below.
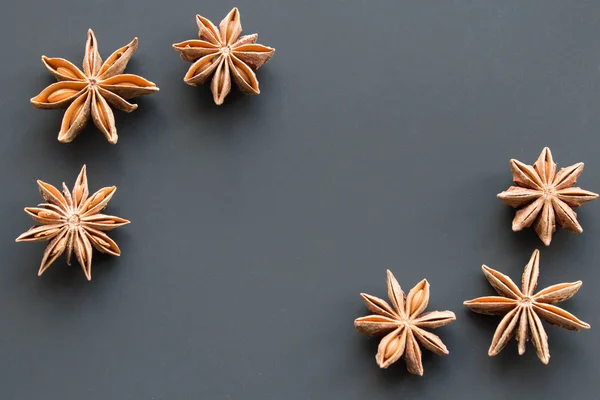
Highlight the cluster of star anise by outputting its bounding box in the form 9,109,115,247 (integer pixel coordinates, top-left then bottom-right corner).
19,8,277,279
355,148,595,375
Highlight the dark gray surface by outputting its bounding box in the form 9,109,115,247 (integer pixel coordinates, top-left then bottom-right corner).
0,1,599,399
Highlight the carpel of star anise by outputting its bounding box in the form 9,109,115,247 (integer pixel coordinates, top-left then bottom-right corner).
354,270,456,376
16,166,129,281
464,250,590,364
497,147,598,245
173,7,275,105
31,29,159,144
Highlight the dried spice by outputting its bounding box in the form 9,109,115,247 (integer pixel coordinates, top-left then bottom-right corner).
31,29,159,144
173,7,275,105
464,250,590,364
354,270,456,376
498,147,598,245
16,166,129,280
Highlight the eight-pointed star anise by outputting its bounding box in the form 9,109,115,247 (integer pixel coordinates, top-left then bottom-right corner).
173,7,275,105
497,147,598,245
464,250,590,364
31,29,159,144
354,270,456,376
16,165,129,281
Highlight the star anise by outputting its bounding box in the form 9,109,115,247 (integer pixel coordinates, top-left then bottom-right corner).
173,7,275,105
31,29,159,144
464,250,590,364
497,147,598,245
16,166,129,281
354,270,456,376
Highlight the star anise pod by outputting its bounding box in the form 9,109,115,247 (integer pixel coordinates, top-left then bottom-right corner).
31,29,159,144
464,250,590,364
354,270,456,376
16,166,129,281
497,147,598,245
173,7,275,105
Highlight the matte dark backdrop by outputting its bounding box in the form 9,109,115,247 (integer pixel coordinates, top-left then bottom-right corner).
1,1,599,399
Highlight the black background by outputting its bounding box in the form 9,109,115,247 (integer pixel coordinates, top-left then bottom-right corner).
1,1,599,399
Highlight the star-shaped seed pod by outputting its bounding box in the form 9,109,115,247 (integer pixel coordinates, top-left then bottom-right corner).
173,7,275,105
497,147,598,245
354,270,456,376
464,250,590,364
31,29,159,144
16,166,129,280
